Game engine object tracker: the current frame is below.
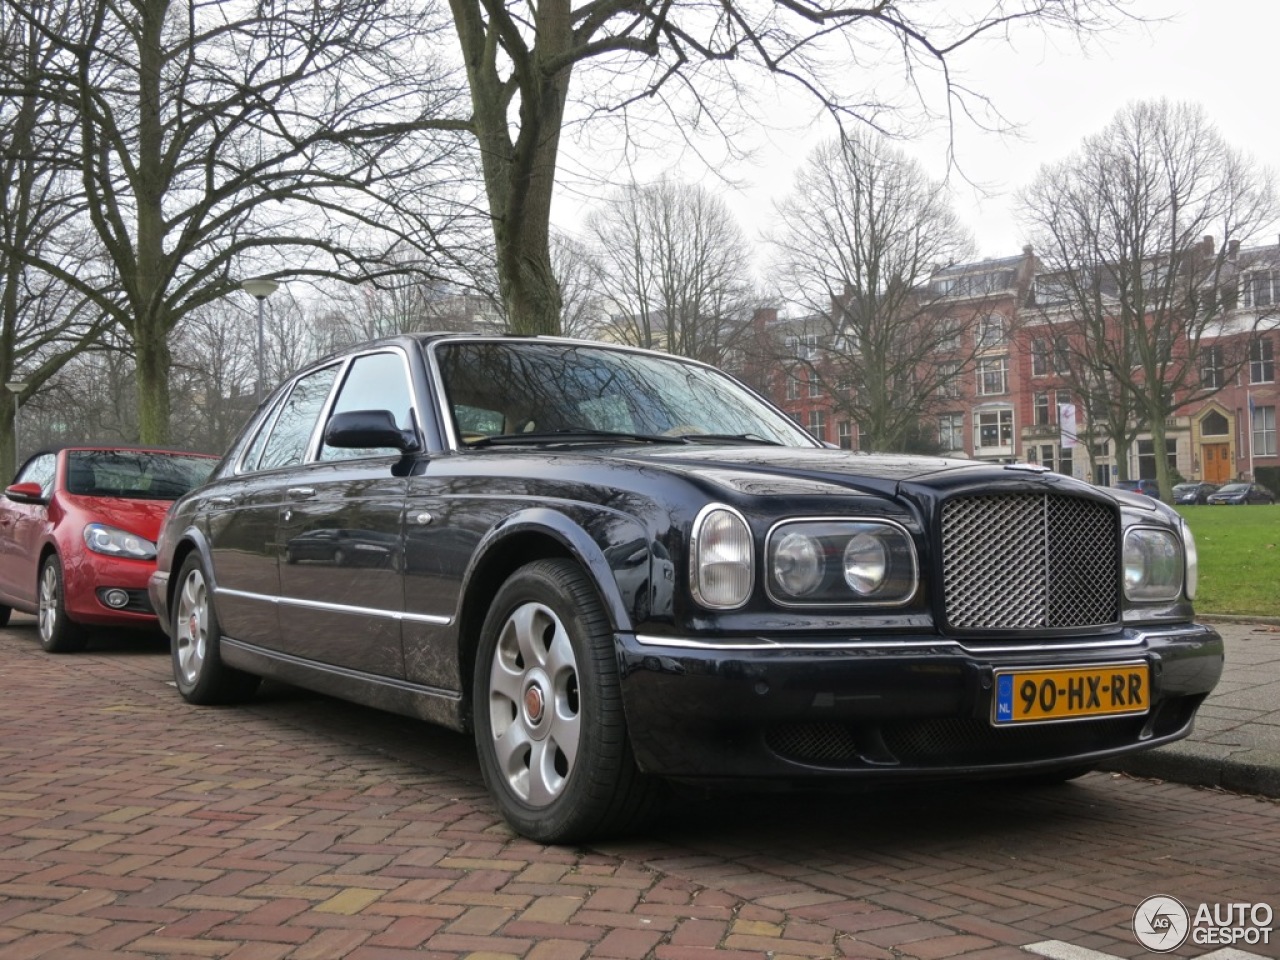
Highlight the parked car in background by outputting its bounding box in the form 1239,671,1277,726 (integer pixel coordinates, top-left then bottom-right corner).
149,334,1223,844
0,446,219,651
1206,482,1276,505
1172,482,1219,505
1115,478,1162,500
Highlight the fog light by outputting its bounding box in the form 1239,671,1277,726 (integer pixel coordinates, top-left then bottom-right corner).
102,588,130,609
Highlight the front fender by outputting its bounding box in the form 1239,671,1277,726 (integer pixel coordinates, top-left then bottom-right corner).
461,505,650,635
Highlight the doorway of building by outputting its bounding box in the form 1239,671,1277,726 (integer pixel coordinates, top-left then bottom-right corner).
1202,442,1231,483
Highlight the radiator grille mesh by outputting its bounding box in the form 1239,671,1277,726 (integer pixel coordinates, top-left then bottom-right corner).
941,494,1119,631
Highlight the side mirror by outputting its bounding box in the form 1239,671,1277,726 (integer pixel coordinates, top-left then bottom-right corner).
324,410,419,454
5,482,47,505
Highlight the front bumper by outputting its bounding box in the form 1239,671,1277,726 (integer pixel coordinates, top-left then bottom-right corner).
63,552,158,626
617,623,1223,785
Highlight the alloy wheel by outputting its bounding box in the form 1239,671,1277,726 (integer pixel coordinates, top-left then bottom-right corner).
174,567,209,687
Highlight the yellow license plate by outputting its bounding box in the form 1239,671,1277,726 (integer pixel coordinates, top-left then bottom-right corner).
992,663,1150,725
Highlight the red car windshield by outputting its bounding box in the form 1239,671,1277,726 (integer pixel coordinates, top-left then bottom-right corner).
66,450,215,501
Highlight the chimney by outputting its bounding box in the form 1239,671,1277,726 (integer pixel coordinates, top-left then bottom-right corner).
1228,239,1240,259
1201,235,1215,255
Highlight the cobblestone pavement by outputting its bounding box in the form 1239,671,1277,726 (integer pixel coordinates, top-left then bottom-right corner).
1,617,1277,960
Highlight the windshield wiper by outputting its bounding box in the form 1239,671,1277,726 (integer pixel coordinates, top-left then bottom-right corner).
675,433,784,446
464,429,689,448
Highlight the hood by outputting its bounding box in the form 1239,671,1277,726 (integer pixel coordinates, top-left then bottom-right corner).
596,444,1111,502
61,494,174,540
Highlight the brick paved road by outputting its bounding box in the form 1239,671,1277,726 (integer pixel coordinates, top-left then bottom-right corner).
1,616,1276,960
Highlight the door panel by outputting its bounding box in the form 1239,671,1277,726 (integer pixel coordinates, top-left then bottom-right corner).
276,459,408,676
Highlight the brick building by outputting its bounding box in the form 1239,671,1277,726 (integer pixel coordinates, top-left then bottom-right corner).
749,244,1279,489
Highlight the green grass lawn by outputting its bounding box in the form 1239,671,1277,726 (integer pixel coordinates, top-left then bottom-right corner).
1177,504,1280,618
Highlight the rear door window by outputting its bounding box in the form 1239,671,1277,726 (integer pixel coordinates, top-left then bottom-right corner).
253,366,340,471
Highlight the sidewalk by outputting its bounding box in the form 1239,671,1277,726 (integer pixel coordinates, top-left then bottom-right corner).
1103,617,1280,797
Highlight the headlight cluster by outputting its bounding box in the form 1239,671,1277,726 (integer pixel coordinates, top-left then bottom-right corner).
1122,527,1183,601
767,520,916,605
83,523,156,560
689,507,920,610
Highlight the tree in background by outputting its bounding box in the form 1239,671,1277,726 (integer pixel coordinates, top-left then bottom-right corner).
0,0,475,445
1019,99,1277,498
769,133,977,452
0,2,112,476
587,182,760,366
447,0,1135,336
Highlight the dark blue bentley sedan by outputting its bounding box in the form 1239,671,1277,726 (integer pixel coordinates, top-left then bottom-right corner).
149,335,1223,843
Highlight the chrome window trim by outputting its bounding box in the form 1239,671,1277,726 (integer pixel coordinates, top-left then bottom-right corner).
217,586,452,626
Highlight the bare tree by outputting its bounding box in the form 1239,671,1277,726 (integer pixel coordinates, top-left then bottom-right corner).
0,2,113,476
769,133,978,452
587,181,760,366
0,0,476,445
1019,99,1277,498
447,0,1136,336
551,232,606,340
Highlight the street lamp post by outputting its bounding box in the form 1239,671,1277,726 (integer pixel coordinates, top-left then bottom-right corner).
5,381,27,472
240,278,279,403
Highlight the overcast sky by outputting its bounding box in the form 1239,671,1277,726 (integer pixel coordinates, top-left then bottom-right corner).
553,1,1279,269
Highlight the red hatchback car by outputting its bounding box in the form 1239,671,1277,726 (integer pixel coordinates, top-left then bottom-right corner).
0,446,218,651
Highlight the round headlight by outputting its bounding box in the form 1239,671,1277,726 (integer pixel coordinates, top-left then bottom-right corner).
773,532,822,597
843,531,888,595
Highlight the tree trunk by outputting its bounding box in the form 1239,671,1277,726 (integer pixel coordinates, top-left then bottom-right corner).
450,0,571,335
134,329,172,446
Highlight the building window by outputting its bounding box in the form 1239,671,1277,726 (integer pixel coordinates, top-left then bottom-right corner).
1137,438,1178,479
937,319,962,352
1201,345,1224,389
1057,446,1074,477
838,420,853,449
1250,338,1274,384
1054,336,1071,373
1241,269,1279,309
939,413,964,452
976,409,1013,449
1255,404,1277,458
808,374,822,398
1031,338,1049,377
978,315,1006,349
938,361,961,398
809,409,826,441
977,356,1008,396
1038,445,1055,471
786,372,800,401
1034,392,1050,426
786,333,819,360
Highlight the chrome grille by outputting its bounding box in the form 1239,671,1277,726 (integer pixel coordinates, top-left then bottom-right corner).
941,493,1119,631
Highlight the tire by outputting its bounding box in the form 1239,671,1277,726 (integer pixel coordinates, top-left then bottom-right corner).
171,554,261,704
38,556,88,653
473,558,662,844
0,604,11,628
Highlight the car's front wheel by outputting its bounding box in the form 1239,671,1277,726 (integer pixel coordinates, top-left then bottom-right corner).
172,555,261,704
473,558,661,844
38,556,87,653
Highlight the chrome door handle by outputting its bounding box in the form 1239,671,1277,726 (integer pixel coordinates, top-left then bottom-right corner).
286,487,316,500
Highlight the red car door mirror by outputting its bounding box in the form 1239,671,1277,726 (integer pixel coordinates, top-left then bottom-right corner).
4,482,47,505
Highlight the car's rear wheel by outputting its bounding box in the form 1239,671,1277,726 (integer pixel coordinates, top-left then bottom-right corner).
172,555,260,704
38,556,87,653
473,558,661,844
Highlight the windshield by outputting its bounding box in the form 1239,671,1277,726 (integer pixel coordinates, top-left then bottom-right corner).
66,450,216,500
1172,484,1196,493
432,341,816,447
1216,484,1247,494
